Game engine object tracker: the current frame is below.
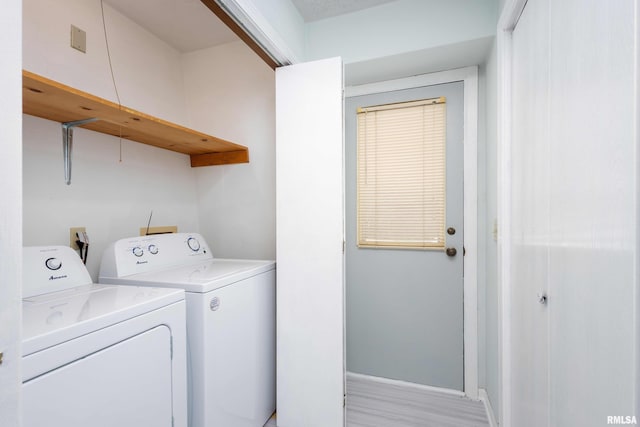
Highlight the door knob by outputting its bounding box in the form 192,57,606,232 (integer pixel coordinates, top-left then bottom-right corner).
447,227,456,235
446,247,457,257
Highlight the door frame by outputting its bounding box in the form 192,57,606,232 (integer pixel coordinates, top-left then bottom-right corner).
346,66,479,399
497,0,532,426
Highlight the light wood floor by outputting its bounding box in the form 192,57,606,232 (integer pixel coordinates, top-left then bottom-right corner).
264,373,490,427
347,373,490,427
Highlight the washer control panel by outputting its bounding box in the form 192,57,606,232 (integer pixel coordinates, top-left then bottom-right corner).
23,246,93,298
45,257,62,271
187,237,201,252
100,232,213,278
132,246,144,257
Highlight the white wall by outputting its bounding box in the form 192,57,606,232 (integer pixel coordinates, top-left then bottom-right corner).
482,40,500,417
477,60,487,394
183,41,276,260
22,116,200,280
22,0,200,281
305,0,497,65
0,0,22,424
23,0,188,124
234,0,497,84
243,0,305,61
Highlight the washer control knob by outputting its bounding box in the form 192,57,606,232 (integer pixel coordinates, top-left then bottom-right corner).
132,246,144,257
45,257,62,270
148,244,159,255
187,237,200,252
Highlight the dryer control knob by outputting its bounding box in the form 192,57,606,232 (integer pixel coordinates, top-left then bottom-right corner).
132,246,144,257
187,237,200,252
148,244,159,255
45,257,62,270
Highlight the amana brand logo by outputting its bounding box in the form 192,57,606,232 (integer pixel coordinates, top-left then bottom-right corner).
136,260,148,265
49,275,68,280
608,416,638,425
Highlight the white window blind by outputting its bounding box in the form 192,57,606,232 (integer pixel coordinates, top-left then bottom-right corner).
357,97,446,249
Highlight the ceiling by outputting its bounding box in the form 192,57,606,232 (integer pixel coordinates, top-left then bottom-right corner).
290,0,397,22
104,0,239,53
105,0,399,53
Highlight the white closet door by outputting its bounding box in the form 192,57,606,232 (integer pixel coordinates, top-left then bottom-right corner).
510,0,550,425
546,0,636,425
0,0,22,425
276,56,344,427
508,0,637,426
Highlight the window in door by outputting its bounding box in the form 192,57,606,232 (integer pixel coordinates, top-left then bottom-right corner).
356,97,446,249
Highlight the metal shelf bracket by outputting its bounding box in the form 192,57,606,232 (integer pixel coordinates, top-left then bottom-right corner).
61,118,99,185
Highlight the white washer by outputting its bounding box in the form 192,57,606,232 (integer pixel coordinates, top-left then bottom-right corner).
99,233,276,427
22,246,188,427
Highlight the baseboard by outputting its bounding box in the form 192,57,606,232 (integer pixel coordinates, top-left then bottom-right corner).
346,371,466,397
479,388,499,427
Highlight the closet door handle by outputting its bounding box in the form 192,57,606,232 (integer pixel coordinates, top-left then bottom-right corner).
537,293,548,305
446,247,457,257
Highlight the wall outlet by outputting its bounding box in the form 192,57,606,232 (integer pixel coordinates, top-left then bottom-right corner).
70,25,86,53
139,226,178,236
70,227,86,250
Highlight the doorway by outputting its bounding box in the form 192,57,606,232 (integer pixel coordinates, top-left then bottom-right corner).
345,81,465,390
345,67,479,397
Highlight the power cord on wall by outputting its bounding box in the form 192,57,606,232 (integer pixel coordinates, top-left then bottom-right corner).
76,231,89,264
100,0,124,162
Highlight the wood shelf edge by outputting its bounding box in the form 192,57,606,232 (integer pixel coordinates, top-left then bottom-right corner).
190,150,250,167
23,70,250,166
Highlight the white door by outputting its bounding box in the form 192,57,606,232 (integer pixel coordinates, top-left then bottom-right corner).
507,0,637,426
275,57,345,427
510,0,550,424
345,82,464,390
0,0,22,424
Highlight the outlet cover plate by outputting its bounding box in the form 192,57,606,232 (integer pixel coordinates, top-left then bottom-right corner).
70,227,86,250
70,25,86,53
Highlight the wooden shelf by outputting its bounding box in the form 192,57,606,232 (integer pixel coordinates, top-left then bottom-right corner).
22,70,249,167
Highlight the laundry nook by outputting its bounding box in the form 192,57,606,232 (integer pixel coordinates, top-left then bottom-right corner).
0,1,637,427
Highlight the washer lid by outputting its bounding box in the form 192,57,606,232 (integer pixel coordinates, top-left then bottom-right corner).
22,284,184,356
101,258,275,293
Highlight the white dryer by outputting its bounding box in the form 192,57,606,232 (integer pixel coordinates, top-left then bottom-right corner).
99,233,276,427
22,246,188,427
